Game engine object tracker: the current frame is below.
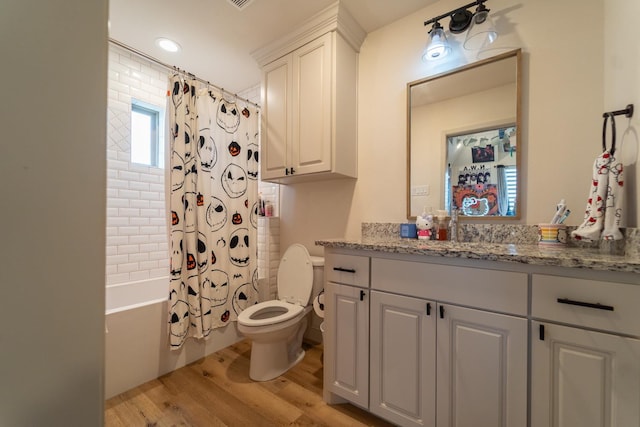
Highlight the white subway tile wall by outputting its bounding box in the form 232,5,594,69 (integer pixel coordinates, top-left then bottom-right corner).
257,217,280,300
106,44,279,297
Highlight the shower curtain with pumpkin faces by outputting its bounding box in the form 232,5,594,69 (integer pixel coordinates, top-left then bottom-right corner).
168,75,259,349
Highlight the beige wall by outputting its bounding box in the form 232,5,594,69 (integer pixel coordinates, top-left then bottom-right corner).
605,0,640,227
281,0,640,255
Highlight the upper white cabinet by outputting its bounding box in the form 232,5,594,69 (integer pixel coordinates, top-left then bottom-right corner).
253,2,364,184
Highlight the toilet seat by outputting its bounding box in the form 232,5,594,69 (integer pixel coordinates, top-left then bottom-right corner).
238,300,304,327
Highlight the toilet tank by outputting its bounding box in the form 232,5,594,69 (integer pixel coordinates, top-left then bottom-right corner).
306,256,325,343
309,256,325,303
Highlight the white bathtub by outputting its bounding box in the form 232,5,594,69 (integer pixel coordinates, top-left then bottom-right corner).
104,276,242,398
105,277,168,315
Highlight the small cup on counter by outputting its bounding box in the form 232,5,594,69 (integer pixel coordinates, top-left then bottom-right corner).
538,223,567,247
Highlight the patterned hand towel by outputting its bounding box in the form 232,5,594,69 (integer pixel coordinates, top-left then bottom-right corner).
571,151,612,242
602,155,624,240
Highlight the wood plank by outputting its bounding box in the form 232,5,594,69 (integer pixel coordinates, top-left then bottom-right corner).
160,364,268,426
194,355,304,424
105,339,393,427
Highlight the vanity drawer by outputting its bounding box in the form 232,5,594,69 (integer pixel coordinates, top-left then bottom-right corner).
532,274,640,336
325,253,370,288
371,258,527,316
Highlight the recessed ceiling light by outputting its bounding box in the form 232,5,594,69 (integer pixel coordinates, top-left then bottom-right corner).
156,38,181,53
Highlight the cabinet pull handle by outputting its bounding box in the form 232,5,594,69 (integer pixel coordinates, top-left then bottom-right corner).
439,305,445,319
285,168,290,175
557,298,614,311
539,324,545,341
333,267,356,273
426,303,431,316
360,290,365,301
290,167,295,175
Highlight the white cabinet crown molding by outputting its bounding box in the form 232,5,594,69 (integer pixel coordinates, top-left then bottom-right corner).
251,1,366,67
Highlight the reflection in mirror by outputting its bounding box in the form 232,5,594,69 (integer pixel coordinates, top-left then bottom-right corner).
446,125,517,216
407,49,521,219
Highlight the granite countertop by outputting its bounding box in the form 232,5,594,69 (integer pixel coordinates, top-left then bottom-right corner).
315,237,640,274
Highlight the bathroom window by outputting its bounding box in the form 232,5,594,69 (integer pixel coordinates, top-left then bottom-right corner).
505,166,517,214
131,100,164,168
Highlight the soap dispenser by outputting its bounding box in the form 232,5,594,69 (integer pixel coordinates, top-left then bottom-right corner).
435,210,449,241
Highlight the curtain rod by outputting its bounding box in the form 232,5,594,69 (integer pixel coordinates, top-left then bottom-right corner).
108,38,261,109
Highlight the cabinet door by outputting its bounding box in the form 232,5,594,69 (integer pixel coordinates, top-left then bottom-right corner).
370,291,436,427
436,304,527,427
324,281,369,408
531,321,640,427
291,32,332,175
261,54,291,180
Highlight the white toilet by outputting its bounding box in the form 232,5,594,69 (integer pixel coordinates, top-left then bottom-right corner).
237,244,324,381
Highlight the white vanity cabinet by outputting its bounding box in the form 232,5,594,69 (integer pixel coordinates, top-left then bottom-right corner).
323,253,370,408
255,4,363,184
369,257,528,427
320,243,640,427
531,274,640,427
369,291,436,426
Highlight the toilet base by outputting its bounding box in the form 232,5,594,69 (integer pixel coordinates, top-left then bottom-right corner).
246,316,308,381
249,344,305,381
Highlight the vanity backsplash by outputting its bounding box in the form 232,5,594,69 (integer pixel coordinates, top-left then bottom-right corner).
362,223,640,256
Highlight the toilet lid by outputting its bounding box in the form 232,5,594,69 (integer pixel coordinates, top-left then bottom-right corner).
277,244,313,306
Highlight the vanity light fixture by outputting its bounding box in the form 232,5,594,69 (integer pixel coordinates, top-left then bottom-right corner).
155,37,181,53
423,21,451,61
463,2,498,50
423,0,497,61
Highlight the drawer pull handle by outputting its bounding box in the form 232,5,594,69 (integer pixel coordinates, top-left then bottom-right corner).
333,267,356,273
557,298,614,311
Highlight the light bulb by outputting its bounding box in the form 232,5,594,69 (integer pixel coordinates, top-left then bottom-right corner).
423,23,451,61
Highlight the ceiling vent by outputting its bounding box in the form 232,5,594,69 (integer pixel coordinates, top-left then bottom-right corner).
227,0,254,11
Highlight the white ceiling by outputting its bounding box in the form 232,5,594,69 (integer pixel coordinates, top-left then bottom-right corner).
109,0,436,93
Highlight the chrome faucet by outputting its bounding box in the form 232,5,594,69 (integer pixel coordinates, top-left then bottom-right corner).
449,207,459,242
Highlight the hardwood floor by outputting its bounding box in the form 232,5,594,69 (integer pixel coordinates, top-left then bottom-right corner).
105,339,394,426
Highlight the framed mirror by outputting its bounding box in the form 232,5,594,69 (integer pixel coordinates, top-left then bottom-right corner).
407,49,521,219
